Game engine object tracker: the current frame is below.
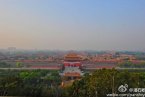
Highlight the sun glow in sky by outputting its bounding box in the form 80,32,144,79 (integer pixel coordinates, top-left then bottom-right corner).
0,0,145,51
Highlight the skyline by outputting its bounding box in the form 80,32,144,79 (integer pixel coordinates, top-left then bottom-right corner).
0,0,145,51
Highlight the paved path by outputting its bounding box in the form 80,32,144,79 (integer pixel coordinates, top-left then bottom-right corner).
1,67,145,71
0,67,60,70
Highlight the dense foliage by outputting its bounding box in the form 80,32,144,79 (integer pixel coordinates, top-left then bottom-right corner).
0,62,10,68
0,70,62,97
68,69,145,97
118,61,145,68
1,69,145,97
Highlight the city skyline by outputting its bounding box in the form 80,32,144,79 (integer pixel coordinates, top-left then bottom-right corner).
0,0,145,51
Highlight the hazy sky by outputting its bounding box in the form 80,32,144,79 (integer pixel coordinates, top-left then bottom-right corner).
0,0,145,51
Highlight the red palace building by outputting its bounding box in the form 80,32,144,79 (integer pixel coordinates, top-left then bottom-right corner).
62,53,83,78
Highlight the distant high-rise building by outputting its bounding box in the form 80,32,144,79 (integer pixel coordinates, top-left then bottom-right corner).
8,47,16,54
8,47,16,51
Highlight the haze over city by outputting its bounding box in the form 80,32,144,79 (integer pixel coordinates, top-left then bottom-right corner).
0,0,145,51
